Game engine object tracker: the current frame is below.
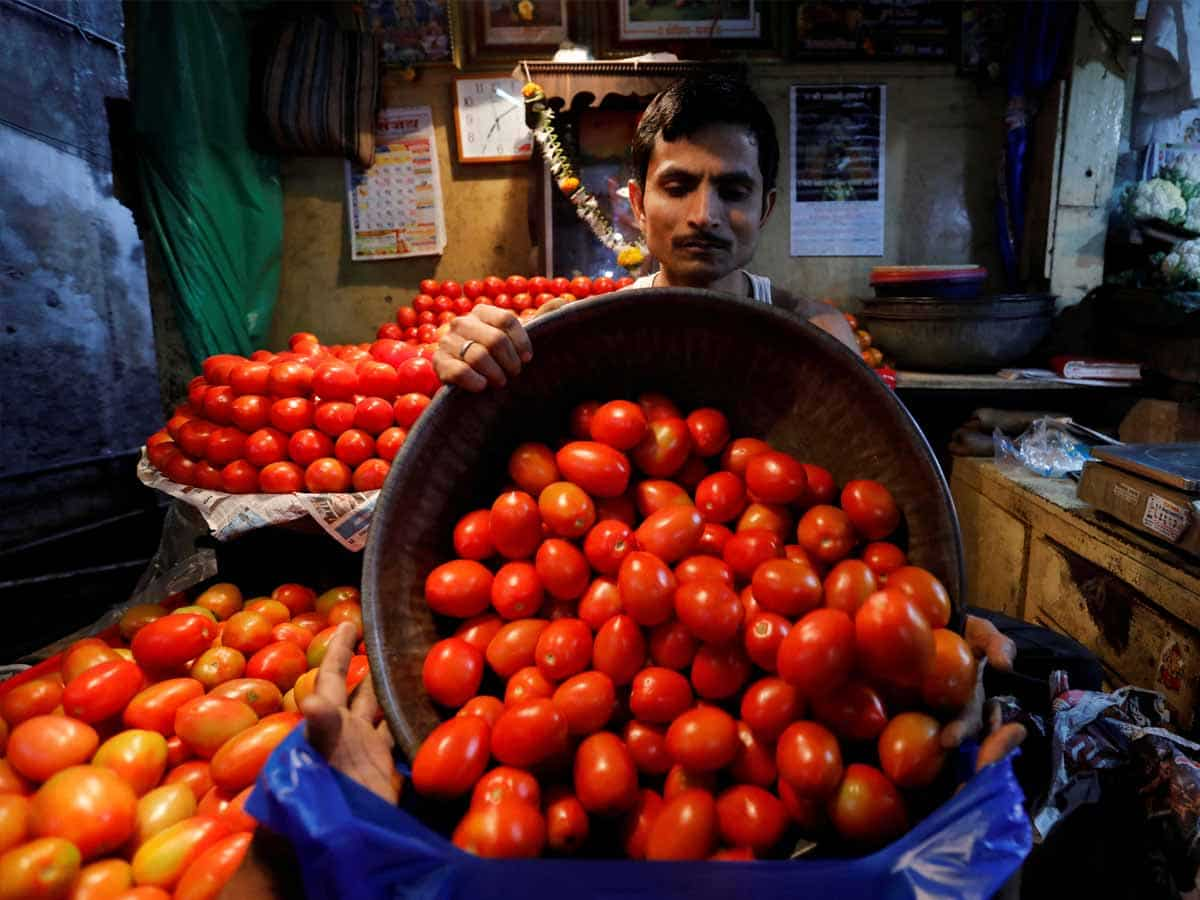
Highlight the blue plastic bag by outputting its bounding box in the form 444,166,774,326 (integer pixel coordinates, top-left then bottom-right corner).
248,727,1030,900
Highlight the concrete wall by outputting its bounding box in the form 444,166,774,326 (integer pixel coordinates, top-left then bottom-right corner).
271,62,1004,346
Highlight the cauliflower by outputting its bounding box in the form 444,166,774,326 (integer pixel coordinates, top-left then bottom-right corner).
1161,238,1200,289
1188,198,1200,233
1166,154,1200,186
1132,178,1187,222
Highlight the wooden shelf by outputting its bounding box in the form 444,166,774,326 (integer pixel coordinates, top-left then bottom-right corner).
895,371,1134,391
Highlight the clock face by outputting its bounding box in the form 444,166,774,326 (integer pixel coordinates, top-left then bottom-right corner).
455,76,533,162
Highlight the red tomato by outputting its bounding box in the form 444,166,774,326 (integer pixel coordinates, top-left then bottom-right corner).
621,788,663,859
617,552,677,626
450,513,494,565
259,461,303,493
0,836,81,897
582,520,635,576
622,721,672,776
177,420,216,459
594,493,637,526
811,679,889,741
7,716,99,782
219,460,259,494
694,472,746,523
776,608,856,697
674,579,743,645
313,400,355,437
266,361,313,398
311,361,358,401
352,458,389,491
229,395,269,434
666,706,738,772
577,577,622,631
690,642,753,699
555,442,631,498
286,428,332,466
827,763,907,845
208,713,303,793
855,589,936,686
840,480,900,541
722,529,783,579
0,760,31,796
634,393,679,422
485,619,548,679
29,765,137,858
645,789,717,860
353,396,394,436
173,830,252,900
535,540,590,602
60,660,143,723
696,522,732,556
730,720,778,787
776,721,843,799
719,437,770,476
457,696,505,728
628,667,693,723
538,483,596,539
201,386,235,425
589,400,647,450
303,457,351,492
777,776,824,830
800,463,836,506
245,642,309,693
674,555,734,586
391,394,429,431
221,611,275,657
190,647,247,690
823,560,878,617
570,731,639,817
645,620,695,671
631,418,692,478
685,408,731,457
715,785,786,852
163,761,214,802
862,541,907,579
884,566,952,630
508,443,559,495
470,767,539,811
736,502,793,541
130,814,231,889
552,672,615,735
123,679,206,735
922,629,977,711
0,675,64,727
740,676,802,743
505,275,529,295
395,357,440,395
591,614,646,685
634,505,703,563
745,451,808,504
568,275,591,297
92,729,169,794
490,491,543,559
544,787,589,854
663,765,717,801
750,558,822,617
504,666,553,706
132,614,217,673
67,858,134,900
742,611,791,672
333,429,375,468
633,482,688,519
878,712,946,788
491,699,568,768
207,680,283,719
489,562,543,620
452,801,545,858
425,560,493,618
796,505,858,564
534,618,592,680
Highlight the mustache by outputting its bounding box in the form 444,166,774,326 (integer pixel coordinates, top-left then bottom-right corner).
673,232,731,251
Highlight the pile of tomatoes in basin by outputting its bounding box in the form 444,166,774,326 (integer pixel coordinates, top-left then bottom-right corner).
408,393,977,860
0,581,364,898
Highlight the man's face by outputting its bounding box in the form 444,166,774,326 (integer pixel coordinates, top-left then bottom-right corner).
629,122,776,289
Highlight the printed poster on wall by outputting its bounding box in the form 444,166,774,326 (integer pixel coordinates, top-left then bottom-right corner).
790,84,885,257
346,106,447,261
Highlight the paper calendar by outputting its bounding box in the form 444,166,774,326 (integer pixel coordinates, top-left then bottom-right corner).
346,106,447,261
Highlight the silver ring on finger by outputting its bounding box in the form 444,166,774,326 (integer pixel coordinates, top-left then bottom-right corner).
458,339,477,361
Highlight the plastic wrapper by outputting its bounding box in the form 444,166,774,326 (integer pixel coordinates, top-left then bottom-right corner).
137,450,377,550
247,727,1031,900
993,418,1091,478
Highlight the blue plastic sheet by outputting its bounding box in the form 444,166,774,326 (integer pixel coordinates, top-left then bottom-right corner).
248,727,1031,900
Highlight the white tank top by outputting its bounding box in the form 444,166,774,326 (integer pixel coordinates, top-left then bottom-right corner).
625,270,773,304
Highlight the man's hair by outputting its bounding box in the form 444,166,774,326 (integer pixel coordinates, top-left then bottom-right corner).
630,73,779,196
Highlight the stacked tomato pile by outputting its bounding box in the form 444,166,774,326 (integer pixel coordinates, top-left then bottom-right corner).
0,581,364,898
146,332,441,493
409,395,978,860
376,274,631,346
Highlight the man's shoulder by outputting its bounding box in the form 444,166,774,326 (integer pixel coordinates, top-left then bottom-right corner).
769,284,828,319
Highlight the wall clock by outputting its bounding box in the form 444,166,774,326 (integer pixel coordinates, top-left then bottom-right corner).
453,74,533,164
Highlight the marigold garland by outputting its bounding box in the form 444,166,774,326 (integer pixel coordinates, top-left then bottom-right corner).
523,82,648,273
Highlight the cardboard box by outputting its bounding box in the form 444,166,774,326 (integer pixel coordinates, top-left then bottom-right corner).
1077,461,1200,557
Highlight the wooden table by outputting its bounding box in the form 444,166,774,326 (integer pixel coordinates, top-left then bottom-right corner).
951,457,1200,729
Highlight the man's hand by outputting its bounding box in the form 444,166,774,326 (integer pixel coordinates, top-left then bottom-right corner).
300,622,401,805
941,614,1024,773
432,307,533,392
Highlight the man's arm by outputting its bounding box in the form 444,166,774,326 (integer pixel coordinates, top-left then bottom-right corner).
772,288,859,354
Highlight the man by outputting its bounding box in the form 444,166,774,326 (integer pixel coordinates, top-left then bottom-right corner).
432,73,858,391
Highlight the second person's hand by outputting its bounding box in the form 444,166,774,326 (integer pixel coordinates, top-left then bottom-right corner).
433,306,533,392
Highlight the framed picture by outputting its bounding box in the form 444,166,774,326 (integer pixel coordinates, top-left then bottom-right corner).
619,0,760,40
453,74,534,163
459,0,571,66
592,1,783,59
791,1,955,61
363,0,455,67
538,105,647,278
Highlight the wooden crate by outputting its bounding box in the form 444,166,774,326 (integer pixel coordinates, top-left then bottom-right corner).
951,458,1200,729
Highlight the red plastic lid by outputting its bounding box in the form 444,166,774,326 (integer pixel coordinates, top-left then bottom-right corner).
869,266,987,285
